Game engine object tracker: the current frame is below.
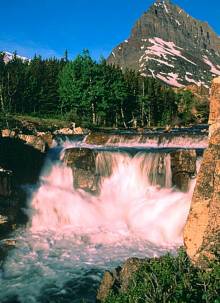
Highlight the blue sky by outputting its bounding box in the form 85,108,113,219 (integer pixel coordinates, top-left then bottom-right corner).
0,0,219,60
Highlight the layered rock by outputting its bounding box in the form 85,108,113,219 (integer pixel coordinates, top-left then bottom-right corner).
108,0,220,88
184,77,220,263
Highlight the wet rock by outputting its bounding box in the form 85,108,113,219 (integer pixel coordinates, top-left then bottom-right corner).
63,148,98,193
171,149,197,192
0,168,13,197
85,132,109,145
97,258,145,302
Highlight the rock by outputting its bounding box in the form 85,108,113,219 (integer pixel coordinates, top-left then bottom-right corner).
171,149,197,192
184,131,220,264
53,128,75,135
97,258,145,302
97,271,116,302
0,215,8,225
1,129,17,138
18,134,47,152
0,137,45,185
209,76,220,137
63,148,98,193
73,127,84,134
0,168,13,197
36,132,53,148
85,132,109,145
184,77,220,264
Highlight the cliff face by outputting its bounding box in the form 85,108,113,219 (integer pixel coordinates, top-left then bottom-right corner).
184,77,220,264
108,0,220,88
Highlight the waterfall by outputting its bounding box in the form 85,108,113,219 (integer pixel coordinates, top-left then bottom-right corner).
30,150,192,246
0,141,200,303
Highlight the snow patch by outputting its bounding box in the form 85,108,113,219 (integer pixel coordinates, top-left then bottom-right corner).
163,1,169,13
149,69,155,78
112,52,116,58
156,72,183,87
140,37,196,66
148,57,174,68
203,55,220,75
175,19,181,26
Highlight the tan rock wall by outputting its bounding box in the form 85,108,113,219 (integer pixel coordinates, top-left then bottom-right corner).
184,77,220,263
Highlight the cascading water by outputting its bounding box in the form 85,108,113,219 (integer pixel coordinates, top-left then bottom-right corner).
0,140,200,303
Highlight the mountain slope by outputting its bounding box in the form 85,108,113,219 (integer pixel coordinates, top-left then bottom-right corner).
107,0,220,88
3,51,29,63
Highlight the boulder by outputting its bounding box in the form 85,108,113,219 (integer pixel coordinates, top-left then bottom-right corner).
63,148,98,193
171,149,197,192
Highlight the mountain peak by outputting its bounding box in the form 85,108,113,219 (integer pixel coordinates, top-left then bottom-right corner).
107,1,220,88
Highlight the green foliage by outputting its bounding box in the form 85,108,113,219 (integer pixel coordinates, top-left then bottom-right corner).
105,249,220,303
0,50,208,127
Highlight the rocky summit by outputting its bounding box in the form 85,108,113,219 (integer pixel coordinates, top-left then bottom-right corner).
107,0,220,88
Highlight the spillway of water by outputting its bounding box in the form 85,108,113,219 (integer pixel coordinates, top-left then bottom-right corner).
0,141,200,303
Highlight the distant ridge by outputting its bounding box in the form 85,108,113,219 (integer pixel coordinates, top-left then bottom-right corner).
2,51,30,63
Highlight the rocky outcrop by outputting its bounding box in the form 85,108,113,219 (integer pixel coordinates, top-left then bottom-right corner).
171,149,197,192
107,0,220,88
1,129,53,152
184,77,220,264
63,148,98,193
97,258,145,302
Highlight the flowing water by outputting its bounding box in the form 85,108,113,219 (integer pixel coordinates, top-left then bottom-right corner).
0,132,204,303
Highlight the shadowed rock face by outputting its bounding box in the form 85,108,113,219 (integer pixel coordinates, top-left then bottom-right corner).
0,168,13,197
170,149,197,192
63,148,98,193
107,0,220,88
0,137,45,185
184,77,220,264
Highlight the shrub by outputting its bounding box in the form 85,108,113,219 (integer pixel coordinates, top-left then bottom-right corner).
105,249,220,303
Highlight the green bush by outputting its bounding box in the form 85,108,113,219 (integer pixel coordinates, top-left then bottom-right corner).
105,249,220,303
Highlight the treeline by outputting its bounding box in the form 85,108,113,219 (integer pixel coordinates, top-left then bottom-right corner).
0,50,208,128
